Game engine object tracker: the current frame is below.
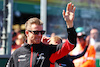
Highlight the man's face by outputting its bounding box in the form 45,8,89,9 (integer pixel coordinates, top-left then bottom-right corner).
26,24,45,44
90,29,98,39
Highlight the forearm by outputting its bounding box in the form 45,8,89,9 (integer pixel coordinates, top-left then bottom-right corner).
66,21,73,28
67,27,77,48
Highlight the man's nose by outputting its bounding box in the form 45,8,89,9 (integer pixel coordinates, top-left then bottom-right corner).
38,32,42,36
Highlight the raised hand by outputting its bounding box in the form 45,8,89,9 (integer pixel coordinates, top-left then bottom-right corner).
63,2,76,28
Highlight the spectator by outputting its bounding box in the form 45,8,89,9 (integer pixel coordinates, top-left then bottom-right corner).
70,32,96,67
89,28,99,48
6,2,76,67
12,24,21,45
75,27,84,33
11,33,25,54
49,36,62,45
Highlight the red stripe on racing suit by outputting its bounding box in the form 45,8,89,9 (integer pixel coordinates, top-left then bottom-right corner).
30,47,33,67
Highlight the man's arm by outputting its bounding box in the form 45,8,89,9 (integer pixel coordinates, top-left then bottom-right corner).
42,3,76,45
63,2,76,47
49,2,76,64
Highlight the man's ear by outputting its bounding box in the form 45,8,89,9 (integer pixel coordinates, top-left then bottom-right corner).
25,30,28,36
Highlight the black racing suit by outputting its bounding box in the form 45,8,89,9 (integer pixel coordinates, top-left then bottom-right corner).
6,27,77,67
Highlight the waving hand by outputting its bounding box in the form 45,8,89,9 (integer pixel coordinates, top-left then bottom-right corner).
63,2,76,28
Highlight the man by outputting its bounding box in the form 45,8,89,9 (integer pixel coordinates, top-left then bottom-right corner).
70,32,96,67
86,28,100,51
89,28,99,47
6,2,76,67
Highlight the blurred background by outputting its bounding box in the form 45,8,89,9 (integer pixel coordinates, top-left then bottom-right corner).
0,0,100,67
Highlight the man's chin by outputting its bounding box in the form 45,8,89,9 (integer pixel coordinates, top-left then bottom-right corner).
36,42,41,44
31,39,41,44
34,41,41,44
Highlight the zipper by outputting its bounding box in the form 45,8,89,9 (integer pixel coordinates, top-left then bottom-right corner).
30,46,33,67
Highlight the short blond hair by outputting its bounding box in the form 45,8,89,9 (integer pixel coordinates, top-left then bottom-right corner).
25,17,43,30
49,36,62,44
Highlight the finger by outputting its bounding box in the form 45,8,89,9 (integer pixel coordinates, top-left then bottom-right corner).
66,3,70,11
73,7,76,13
67,2,72,11
72,4,74,9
